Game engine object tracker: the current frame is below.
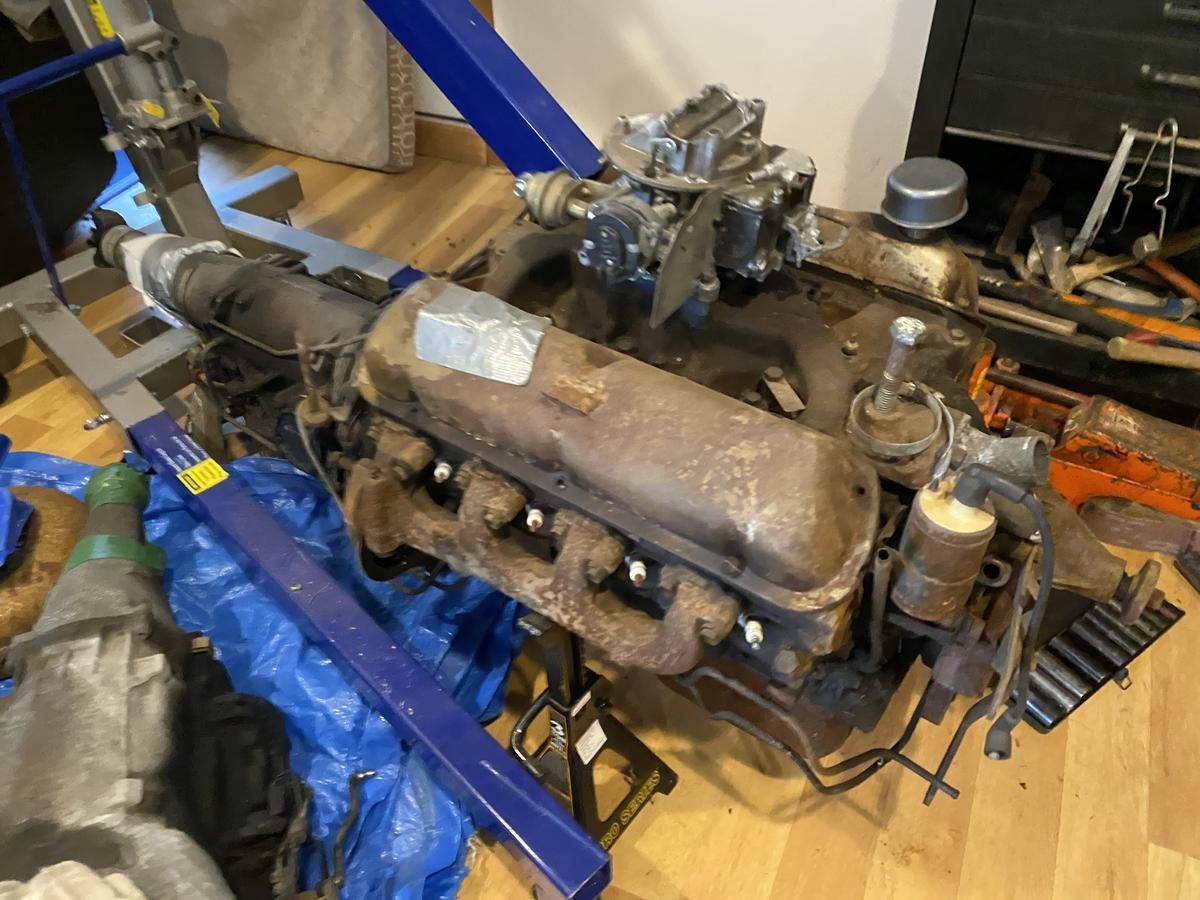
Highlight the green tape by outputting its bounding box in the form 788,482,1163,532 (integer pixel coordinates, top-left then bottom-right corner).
65,534,165,573
84,463,150,511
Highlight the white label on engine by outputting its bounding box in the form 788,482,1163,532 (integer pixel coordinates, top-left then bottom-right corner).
576,719,607,765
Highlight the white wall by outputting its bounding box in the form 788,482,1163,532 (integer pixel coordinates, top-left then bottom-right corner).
415,0,937,210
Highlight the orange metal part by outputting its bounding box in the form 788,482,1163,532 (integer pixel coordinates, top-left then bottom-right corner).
969,358,1200,521
1051,397,1200,520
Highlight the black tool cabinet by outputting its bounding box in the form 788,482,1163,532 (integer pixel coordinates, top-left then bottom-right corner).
909,0,1200,172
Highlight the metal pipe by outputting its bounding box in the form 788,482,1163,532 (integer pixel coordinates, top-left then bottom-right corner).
1090,602,1155,643
677,668,958,799
1083,613,1142,655
0,39,126,103
957,429,1051,485
979,297,1080,336
1141,607,1174,630
985,368,1089,407
1047,636,1108,683
1072,619,1134,665
1025,696,1056,729
1035,654,1091,698
863,548,893,672
1030,670,1079,709
1123,125,1200,153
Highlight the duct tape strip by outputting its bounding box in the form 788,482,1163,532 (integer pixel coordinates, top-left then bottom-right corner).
415,284,550,385
119,233,240,307
84,463,150,511
64,534,166,573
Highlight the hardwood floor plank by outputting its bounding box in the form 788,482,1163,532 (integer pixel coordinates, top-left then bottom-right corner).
1052,635,1153,899
1148,843,1200,900
860,700,983,900
957,715,1068,900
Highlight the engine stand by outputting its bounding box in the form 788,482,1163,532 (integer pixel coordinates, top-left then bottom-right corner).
512,616,677,850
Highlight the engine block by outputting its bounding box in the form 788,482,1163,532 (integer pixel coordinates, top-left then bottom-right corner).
89,86,1172,797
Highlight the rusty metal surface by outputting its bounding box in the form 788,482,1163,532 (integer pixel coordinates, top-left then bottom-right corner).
1079,497,1200,556
932,621,994,697
358,280,881,620
663,654,853,760
988,488,1129,604
1052,397,1200,521
811,210,980,312
892,489,996,625
1039,489,1129,602
345,457,738,675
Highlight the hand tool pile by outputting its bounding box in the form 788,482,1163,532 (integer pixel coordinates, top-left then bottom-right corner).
966,123,1200,543
977,121,1200,376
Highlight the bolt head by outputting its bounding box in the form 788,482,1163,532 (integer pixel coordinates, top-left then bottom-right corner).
1133,233,1161,261
764,366,784,381
995,357,1019,374
889,316,927,346
628,559,648,587
525,508,545,531
432,461,453,483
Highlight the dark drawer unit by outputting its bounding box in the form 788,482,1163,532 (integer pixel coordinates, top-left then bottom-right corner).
910,0,1200,171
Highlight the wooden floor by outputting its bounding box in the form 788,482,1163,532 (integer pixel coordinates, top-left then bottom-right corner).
4,139,1199,900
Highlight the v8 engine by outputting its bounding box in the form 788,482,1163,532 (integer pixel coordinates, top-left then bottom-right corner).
91,86,1178,799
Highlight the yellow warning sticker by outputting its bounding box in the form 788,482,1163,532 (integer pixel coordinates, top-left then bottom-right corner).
177,458,228,495
199,93,221,128
85,0,115,38
141,99,166,119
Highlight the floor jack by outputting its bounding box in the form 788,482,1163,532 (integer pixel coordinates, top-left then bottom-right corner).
512,616,677,851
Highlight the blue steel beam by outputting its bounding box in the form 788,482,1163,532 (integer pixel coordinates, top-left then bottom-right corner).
360,0,603,178
127,412,611,899
0,38,126,103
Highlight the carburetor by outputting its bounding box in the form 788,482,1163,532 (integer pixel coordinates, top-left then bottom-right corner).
516,84,838,326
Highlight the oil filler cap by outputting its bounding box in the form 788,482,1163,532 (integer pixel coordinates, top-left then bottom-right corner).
881,157,968,236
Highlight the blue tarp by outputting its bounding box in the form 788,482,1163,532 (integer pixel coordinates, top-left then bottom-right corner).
0,437,33,568
0,449,523,899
